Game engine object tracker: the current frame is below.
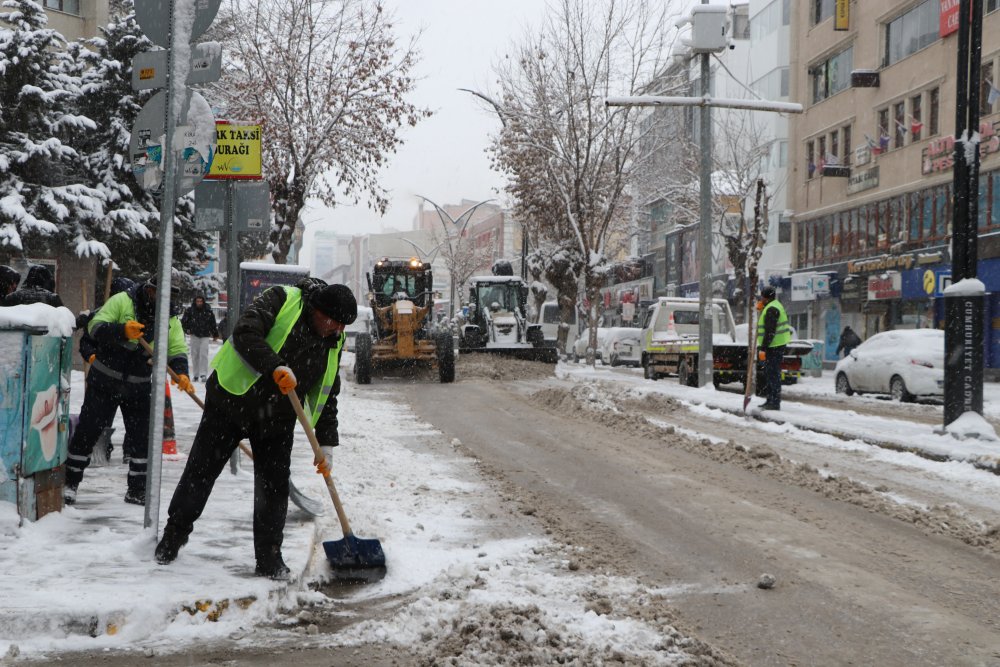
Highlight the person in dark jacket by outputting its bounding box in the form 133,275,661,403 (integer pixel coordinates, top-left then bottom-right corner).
64,278,189,506
181,293,220,381
155,278,356,580
835,326,862,358
0,265,20,298
4,264,63,307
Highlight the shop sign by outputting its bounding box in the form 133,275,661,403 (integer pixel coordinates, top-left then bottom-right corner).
835,0,849,30
867,272,902,300
940,0,960,38
846,165,879,195
922,119,1000,174
811,274,830,297
791,273,813,301
854,143,871,166
848,253,916,274
841,277,863,301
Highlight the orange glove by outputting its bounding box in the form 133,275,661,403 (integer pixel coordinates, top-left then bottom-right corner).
272,366,297,394
124,320,145,340
173,374,193,394
315,445,333,476
87,354,96,364
757,350,766,361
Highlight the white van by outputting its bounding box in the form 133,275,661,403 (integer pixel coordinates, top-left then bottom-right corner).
345,306,373,351
537,301,577,355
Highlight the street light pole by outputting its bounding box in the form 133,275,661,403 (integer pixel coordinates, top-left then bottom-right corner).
697,23,714,388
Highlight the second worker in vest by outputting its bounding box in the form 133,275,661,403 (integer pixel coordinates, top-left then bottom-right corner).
755,285,791,411
154,278,357,580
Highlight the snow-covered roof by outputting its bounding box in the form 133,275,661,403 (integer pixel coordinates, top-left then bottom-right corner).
0,303,76,336
239,261,310,275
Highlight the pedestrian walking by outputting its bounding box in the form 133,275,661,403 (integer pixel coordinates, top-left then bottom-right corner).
4,264,63,307
0,265,20,299
64,277,190,506
835,326,862,358
756,285,791,411
181,293,220,381
154,278,357,580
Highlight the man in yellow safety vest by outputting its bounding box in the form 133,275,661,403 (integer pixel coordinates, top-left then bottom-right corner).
756,285,791,411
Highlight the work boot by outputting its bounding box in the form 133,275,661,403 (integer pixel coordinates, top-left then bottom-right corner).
63,484,78,506
124,487,146,505
255,555,291,581
155,524,190,565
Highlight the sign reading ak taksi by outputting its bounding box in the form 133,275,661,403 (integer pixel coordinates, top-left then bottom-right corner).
207,121,262,180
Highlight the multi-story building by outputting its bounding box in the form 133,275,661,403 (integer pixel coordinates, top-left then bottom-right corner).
788,1,1000,371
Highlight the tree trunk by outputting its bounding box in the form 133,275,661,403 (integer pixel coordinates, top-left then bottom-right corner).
270,176,307,265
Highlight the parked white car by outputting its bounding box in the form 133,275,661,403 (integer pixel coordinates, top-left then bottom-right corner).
571,327,610,362
833,329,944,401
602,327,643,367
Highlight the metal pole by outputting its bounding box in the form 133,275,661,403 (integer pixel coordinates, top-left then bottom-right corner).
697,42,713,388
225,181,241,473
943,0,985,427
144,0,178,531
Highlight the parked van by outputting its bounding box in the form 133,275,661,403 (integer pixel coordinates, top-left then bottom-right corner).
345,306,373,351
537,301,577,355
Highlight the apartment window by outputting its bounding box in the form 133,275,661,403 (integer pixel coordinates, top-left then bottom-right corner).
813,0,835,25
877,108,890,150
752,67,790,100
811,46,853,103
929,87,940,135
44,0,79,12
731,11,751,40
807,140,816,179
842,125,852,165
818,136,827,169
884,1,939,67
894,101,906,148
988,0,999,13
982,61,996,117
830,130,839,164
777,140,788,168
911,94,923,141
751,0,791,42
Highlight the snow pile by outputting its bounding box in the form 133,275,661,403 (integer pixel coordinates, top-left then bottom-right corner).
945,411,999,442
0,303,76,336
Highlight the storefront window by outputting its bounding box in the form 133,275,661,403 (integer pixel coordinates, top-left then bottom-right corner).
866,204,878,250
923,193,934,239
935,186,949,238
980,173,990,229
994,173,1000,229
823,217,833,259
849,209,860,253
908,192,922,240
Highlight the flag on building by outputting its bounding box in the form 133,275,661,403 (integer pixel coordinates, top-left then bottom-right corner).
825,153,839,166
988,80,1000,106
909,116,923,135
865,134,882,156
879,133,890,151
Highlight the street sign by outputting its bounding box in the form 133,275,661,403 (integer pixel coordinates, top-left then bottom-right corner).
135,0,222,49
207,121,263,180
234,181,271,233
129,89,216,195
131,43,223,91
194,180,227,231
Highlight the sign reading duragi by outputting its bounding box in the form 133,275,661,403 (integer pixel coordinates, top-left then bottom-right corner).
207,121,262,180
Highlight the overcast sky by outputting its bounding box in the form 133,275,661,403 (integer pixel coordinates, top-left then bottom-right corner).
299,0,550,264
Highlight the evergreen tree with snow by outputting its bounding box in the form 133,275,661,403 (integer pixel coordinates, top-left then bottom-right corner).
73,0,216,289
0,0,104,255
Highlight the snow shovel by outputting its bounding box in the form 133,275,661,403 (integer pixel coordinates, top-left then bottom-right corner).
137,338,325,517
287,391,387,584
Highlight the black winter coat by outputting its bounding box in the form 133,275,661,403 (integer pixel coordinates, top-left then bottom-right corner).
4,265,62,307
182,302,219,338
204,281,344,447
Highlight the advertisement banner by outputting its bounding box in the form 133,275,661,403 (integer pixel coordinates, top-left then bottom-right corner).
939,0,960,38
791,273,814,301
20,336,69,477
867,272,902,300
835,0,850,30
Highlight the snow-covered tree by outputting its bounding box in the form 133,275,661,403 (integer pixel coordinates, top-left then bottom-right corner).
71,0,215,290
0,0,104,254
212,0,429,264
484,0,675,359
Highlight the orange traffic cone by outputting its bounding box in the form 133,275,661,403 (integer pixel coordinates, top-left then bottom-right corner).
162,382,179,457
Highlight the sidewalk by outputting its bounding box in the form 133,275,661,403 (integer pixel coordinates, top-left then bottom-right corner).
0,370,323,656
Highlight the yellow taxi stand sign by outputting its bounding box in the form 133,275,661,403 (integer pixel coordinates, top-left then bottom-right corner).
206,120,262,180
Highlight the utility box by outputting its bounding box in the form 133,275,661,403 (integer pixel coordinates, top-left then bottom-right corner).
686,5,729,53
0,327,73,522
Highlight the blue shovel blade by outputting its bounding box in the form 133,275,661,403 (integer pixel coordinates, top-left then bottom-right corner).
322,534,386,584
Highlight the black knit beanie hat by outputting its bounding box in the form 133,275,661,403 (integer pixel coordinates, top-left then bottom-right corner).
310,284,357,324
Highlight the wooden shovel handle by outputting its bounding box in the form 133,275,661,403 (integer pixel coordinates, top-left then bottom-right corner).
287,391,353,537
137,337,205,409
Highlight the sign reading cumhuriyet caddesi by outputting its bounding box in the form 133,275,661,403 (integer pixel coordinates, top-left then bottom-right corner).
206,120,262,180
939,0,960,38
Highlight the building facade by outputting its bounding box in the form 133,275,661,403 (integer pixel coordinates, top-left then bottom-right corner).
788,0,1000,369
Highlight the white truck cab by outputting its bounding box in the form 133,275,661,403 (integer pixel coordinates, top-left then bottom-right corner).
639,297,741,384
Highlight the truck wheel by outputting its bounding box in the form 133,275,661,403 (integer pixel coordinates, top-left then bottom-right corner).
643,356,657,381
354,334,373,385
436,333,455,383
